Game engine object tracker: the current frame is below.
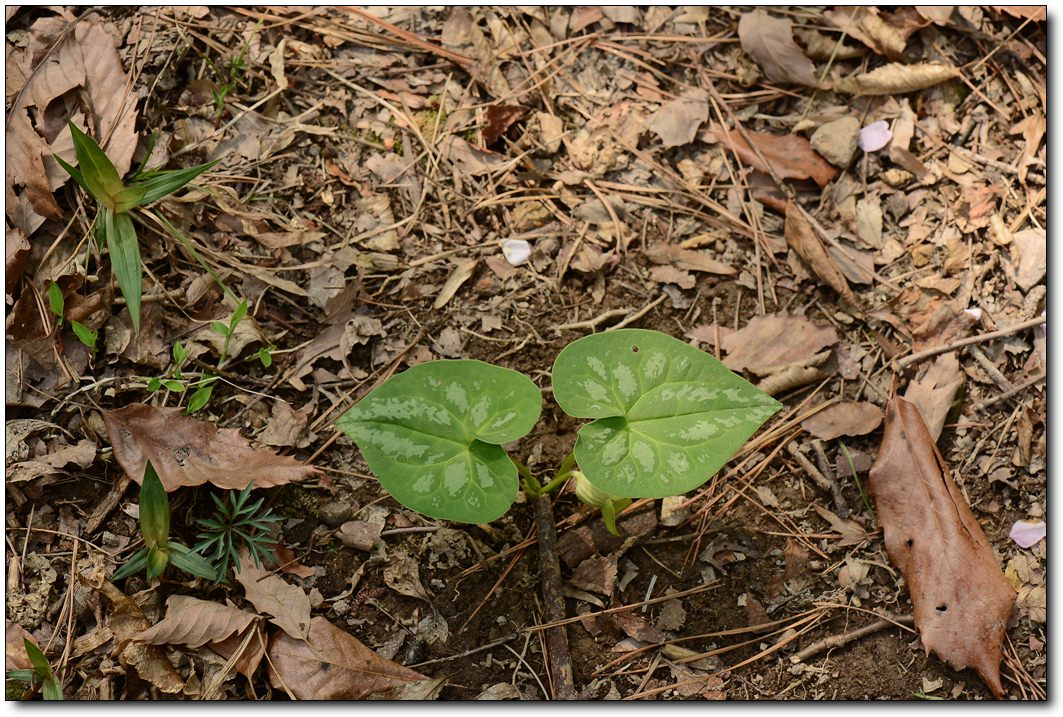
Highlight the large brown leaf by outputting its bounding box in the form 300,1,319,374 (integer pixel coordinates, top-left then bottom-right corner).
738,9,817,86
102,404,319,492
136,595,259,649
267,616,426,700
706,127,838,187
721,311,838,377
869,396,1015,698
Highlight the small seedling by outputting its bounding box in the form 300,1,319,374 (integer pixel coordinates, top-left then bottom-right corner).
258,344,276,368
145,341,191,394
54,122,217,332
337,329,780,533
185,375,218,415
5,639,62,700
111,461,217,582
210,299,249,368
46,281,97,355
193,481,279,581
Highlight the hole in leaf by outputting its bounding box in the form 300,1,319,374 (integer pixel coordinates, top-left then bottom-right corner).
905,538,913,548
631,345,639,353
936,604,947,612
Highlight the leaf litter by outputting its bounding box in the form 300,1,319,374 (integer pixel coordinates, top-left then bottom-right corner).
4,5,1045,701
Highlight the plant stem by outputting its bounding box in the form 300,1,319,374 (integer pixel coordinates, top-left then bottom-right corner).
531,493,576,700
514,459,541,495
839,440,875,524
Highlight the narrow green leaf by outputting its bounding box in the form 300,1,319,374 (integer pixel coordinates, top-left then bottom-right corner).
111,548,149,581
139,461,171,547
135,159,218,205
71,321,97,350
67,121,123,206
229,299,248,332
112,184,148,213
22,640,52,679
6,669,35,684
172,340,188,366
168,541,222,581
103,208,143,333
52,153,88,194
47,282,64,320
146,545,169,580
41,676,63,701
186,382,214,414
210,321,229,336
552,329,781,499
337,360,542,523
258,346,273,368
161,379,185,392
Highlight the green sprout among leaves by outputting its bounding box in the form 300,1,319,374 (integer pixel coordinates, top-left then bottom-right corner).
53,122,216,333
6,639,62,700
47,281,97,355
111,461,217,582
336,329,780,534
193,482,279,582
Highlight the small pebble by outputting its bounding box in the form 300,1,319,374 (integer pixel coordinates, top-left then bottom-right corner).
810,116,861,167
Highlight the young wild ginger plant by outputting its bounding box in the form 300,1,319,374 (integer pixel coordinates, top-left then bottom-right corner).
193,482,279,582
111,461,217,582
53,121,217,333
336,329,780,534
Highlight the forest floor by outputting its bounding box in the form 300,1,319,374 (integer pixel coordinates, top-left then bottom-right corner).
5,6,1046,701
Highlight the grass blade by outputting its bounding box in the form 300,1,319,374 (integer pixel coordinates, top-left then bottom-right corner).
105,209,143,332
135,159,219,205
67,121,123,207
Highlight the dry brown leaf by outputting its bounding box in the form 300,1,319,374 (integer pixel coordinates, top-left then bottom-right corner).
812,504,869,546
1011,228,1046,290
993,6,1047,21
915,6,956,25
647,90,709,147
6,227,31,292
209,621,268,679
1009,114,1045,184
6,620,37,671
869,396,1015,698
738,9,818,86
257,400,317,449
433,257,477,309
649,265,695,289
784,202,858,305
267,616,426,700
801,401,883,440
903,352,963,443
87,578,185,694
721,311,838,376
825,7,927,60
645,242,735,276
102,404,319,492
706,128,839,187
440,135,510,175
833,62,960,96
234,559,311,641
136,595,259,649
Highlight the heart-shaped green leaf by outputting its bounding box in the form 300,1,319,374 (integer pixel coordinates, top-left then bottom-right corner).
336,360,541,523
552,329,781,499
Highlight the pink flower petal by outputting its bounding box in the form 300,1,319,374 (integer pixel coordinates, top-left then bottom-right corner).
501,239,531,266
859,120,893,152
1009,519,1046,548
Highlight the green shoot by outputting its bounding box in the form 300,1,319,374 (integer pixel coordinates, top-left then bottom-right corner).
53,121,217,333
111,461,216,582
193,481,279,582
6,639,63,700
211,299,249,368
839,440,876,525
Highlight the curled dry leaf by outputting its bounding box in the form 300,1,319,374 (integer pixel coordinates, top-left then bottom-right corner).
135,595,259,649
738,9,818,86
833,62,961,96
706,128,839,187
800,401,883,440
102,404,319,492
645,242,735,276
234,558,311,641
824,7,927,60
812,505,868,546
267,616,426,700
721,311,838,377
869,396,1015,698
902,351,963,443
784,201,858,305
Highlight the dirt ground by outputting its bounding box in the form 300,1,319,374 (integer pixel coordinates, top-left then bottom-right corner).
5,6,1046,701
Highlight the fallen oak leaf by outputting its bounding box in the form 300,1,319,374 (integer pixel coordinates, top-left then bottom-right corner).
102,404,319,492
135,595,259,649
267,616,427,700
705,127,838,187
801,401,882,440
235,558,311,641
869,395,1015,698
